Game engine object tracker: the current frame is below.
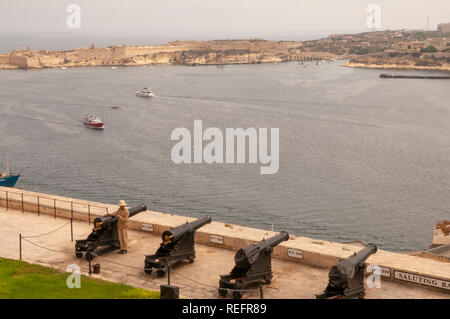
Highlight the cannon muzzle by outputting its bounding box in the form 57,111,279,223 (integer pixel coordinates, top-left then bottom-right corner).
234,231,289,268
128,204,147,218
162,215,212,243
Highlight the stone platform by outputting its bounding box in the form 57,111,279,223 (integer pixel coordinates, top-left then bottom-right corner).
0,186,449,297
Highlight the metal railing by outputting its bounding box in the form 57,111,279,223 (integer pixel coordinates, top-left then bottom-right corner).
2,189,269,299
0,189,109,225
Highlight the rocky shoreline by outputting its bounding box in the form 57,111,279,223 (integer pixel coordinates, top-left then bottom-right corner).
0,39,336,70
2,28,449,70
343,61,450,72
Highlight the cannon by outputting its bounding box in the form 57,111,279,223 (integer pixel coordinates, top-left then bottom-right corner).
75,204,147,260
144,215,212,277
316,243,378,299
218,231,289,299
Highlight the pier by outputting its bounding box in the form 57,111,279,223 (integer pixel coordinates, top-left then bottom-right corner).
380,73,450,79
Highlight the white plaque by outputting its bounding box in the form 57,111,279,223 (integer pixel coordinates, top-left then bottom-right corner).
141,223,154,232
394,271,450,290
210,234,224,244
287,248,303,259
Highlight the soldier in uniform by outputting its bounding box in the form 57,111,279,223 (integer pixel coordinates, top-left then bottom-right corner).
112,200,129,254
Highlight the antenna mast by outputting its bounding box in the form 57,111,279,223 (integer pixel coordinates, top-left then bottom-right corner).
371,9,376,32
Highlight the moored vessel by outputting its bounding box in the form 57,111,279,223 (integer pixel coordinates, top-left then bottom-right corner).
0,161,20,187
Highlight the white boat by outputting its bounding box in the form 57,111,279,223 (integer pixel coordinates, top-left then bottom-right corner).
83,113,104,129
136,88,154,97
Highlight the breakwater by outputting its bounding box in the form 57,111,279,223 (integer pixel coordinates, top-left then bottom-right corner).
380,73,450,79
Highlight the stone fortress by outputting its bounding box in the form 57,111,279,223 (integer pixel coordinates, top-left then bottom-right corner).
438,23,450,33
0,39,336,69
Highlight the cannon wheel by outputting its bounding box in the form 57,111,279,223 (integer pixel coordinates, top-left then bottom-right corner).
75,252,83,259
233,281,244,299
218,288,228,297
232,290,243,299
144,265,152,275
187,255,195,263
157,269,166,277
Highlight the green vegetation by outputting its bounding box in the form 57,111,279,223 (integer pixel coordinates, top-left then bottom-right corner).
421,45,438,53
0,258,159,299
349,47,370,55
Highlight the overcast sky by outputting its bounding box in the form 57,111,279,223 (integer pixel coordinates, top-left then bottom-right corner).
0,0,449,37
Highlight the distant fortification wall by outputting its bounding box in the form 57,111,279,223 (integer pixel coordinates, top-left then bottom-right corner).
0,54,11,65
438,23,450,33
10,55,28,68
10,55,41,68
123,45,185,57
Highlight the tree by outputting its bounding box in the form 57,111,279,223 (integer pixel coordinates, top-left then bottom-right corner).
421,46,438,53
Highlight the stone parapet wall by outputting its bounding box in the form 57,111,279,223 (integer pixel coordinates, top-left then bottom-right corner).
0,186,449,292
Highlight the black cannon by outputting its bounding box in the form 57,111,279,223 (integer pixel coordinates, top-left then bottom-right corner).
316,243,378,299
144,215,212,277
219,231,289,299
75,204,147,260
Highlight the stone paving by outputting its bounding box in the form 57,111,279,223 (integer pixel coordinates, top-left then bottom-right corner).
0,207,448,299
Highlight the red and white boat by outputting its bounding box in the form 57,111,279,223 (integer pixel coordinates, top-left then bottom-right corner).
83,114,104,129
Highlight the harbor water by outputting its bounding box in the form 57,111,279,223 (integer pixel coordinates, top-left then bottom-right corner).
0,61,449,252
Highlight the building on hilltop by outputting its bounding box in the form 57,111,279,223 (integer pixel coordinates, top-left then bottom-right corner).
437,23,450,33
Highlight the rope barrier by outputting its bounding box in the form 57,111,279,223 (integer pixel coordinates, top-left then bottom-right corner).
21,237,74,254
17,239,264,296
22,221,71,239
169,268,261,293
14,217,263,297
90,252,151,271
4,191,267,298
90,252,261,294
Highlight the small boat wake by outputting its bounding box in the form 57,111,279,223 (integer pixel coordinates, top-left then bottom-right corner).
0,112,83,128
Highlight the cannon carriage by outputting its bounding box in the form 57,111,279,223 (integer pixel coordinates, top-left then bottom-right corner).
75,204,146,260
316,243,378,299
219,231,289,299
144,215,212,277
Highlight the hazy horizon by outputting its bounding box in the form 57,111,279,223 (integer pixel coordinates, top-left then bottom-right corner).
0,1,449,52
1,0,449,35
